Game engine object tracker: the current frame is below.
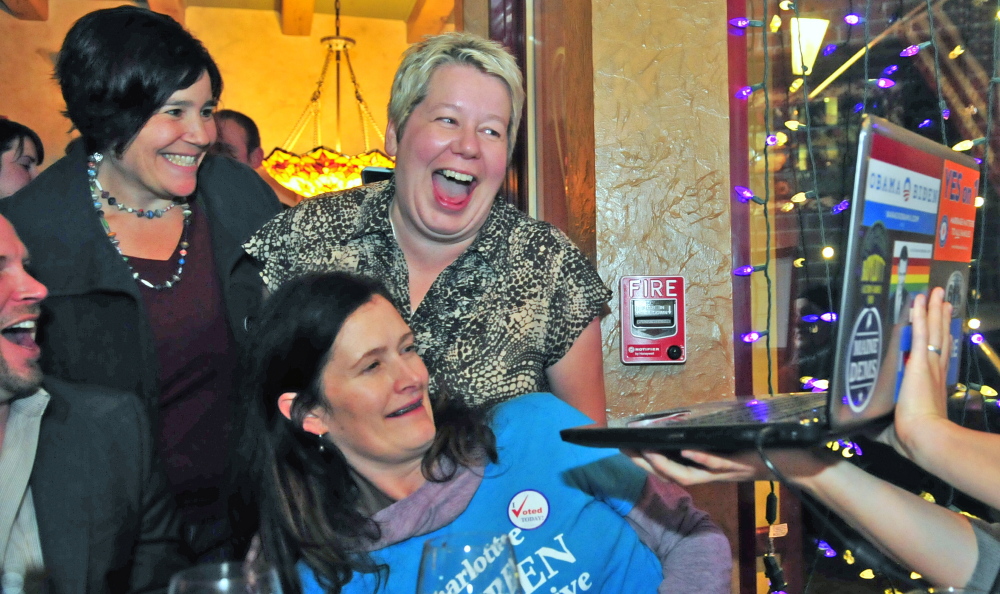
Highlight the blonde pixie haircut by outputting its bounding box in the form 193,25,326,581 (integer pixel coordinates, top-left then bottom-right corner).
388,32,525,158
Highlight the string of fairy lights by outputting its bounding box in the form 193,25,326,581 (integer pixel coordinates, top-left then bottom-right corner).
729,0,999,591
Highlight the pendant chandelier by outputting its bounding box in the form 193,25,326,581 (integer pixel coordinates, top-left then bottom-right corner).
262,0,394,198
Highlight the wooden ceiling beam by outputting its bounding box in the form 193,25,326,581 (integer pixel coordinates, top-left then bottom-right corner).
280,0,314,36
407,0,454,43
3,0,48,21
148,0,186,25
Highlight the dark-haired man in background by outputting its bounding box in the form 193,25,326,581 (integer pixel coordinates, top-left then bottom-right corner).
213,109,300,207
214,109,264,170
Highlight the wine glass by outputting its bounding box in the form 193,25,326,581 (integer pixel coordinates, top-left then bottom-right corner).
168,562,282,594
416,533,522,594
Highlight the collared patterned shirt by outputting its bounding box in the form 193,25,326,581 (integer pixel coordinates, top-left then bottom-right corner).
244,179,611,408
0,389,49,589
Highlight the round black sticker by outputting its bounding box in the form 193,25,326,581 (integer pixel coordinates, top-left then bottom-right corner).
845,307,883,412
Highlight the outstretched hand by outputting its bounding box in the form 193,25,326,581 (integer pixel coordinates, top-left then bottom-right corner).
626,448,830,487
876,287,953,461
626,449,766,486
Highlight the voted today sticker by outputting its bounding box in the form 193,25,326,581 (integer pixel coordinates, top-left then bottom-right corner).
507,490,549,530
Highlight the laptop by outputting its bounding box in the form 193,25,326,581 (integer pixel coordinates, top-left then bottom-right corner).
561,115,981,452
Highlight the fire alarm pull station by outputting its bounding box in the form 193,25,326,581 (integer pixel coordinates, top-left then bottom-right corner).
621,276,686,364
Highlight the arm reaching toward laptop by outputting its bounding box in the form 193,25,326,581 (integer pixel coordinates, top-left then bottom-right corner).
631,446,981,588
628,287,1000,590
877,288,1000,509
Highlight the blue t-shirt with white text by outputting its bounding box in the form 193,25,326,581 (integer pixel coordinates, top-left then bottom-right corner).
299,393,662,593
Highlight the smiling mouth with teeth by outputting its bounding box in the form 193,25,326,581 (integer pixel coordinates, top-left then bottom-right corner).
438,169,475,184
386,400,424,418
164,154,200,167
433,169,478,206
1,320,37,348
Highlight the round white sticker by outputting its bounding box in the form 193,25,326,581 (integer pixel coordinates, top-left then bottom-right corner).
507,490,549,530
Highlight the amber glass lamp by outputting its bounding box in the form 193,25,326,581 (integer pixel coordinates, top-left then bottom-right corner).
264,147,394,197
262,1,393,198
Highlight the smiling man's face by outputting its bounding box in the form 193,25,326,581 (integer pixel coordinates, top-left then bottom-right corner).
0,216,48,403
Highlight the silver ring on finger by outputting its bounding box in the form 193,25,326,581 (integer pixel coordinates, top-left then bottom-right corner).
927,344,943,356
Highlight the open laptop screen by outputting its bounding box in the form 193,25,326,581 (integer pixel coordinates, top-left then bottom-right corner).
828,116,980,429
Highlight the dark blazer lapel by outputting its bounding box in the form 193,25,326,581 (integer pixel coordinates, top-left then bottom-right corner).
31,391,91,594
197,155,259,275
195,155,281,338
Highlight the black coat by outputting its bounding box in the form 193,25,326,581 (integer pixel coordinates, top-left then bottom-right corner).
0,145,281,415
32,377,190,594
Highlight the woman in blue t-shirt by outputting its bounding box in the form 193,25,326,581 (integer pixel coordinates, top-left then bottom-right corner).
232,271,731,594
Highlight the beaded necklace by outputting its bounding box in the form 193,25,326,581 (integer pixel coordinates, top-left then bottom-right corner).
87,152,192,291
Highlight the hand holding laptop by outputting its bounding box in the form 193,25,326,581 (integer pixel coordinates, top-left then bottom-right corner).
626,444,830,488
876,287,953,463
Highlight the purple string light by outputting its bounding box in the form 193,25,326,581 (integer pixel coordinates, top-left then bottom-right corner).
803,313,838,322
735,84,761,100
729,17,763,28
822,43,838,56
817,540,838,558
733,265,764,276
733,186,765,204
844,13,862,25
733,186,755,202
900,41,932,57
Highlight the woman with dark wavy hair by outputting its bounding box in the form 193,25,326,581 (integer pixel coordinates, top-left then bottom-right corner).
234,271,731,594
0,6,281,559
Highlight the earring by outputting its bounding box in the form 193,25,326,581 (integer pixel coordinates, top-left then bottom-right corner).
318,433,328,454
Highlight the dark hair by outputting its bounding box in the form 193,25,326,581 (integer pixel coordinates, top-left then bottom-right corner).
231,272,496,594
0,119,44,172
55,6,223,156
215,109,261,152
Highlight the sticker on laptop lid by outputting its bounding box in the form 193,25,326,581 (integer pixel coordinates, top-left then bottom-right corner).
846,222,890,413
845,307,883,413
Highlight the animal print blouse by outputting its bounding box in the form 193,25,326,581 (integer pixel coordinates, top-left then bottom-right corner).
243,179,611,408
